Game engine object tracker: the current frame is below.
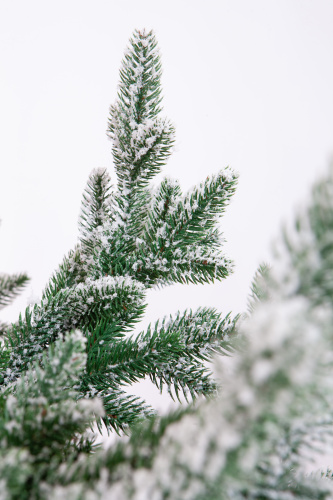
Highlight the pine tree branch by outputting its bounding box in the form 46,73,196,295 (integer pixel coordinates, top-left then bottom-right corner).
83,308,238,403
107,29,175,193
142,177,183,245
42,246,87,300
247,262,271,314
166,168,238,246
4,276,146,384
0,320,9,336
91,169,237,287
95,242,232,287
0,272,29,309
55,406,194,487
104,29,176,277
98,388,153,435
0,331,104,498
1,27,241,449
78,168,115,272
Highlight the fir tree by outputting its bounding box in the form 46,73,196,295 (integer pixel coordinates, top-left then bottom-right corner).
1,26,238,447
4,28,333,500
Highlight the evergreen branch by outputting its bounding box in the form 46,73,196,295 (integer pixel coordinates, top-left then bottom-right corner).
79,168,114,264
56,406,194,487
117,29,163,121
0,331,104,498
151,361,217,402
43,170,114,301
269,167,333,306
247,262,271,314
88,174,235,287
4,276,146,384
0,342,10,381
78,372,154,434
107,29,175,193
297,167,333,304
133,245,233,286
85,319,127,354
167,168,238,246
94,230,233,287
141,171,237,255
3,331,92,453
84,308,237,402
42,246,86,300
0,272,29,309
109,110,175,191
77,297,333,500
142,177,183,245
99,388,153,434
87,171,236,287
79,196,149,283
110,188,152,248
0,320,9,336
157,307,238,357
146,308,238,400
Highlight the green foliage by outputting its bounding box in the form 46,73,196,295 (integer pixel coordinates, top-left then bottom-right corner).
0,331,103,499
247,262,271,314
0,273,29,310
1,27,333,500
107,29,175,192
92,165,333,500
0,28,237,439
0,227,29,336
48,156,333,500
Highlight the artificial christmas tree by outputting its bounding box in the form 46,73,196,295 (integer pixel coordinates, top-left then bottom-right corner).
2,28,333,500
0,28,239,498
1,29,238,434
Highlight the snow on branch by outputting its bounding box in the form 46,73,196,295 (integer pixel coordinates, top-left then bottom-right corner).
4,276,146,385
107,29,175,193
1,331,104,493
79,168,114,252
0,272,29,310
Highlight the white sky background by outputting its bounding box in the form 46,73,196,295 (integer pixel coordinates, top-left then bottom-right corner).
0,0,333,416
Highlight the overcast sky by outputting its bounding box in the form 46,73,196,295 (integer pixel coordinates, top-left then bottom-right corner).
1,0,333,411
